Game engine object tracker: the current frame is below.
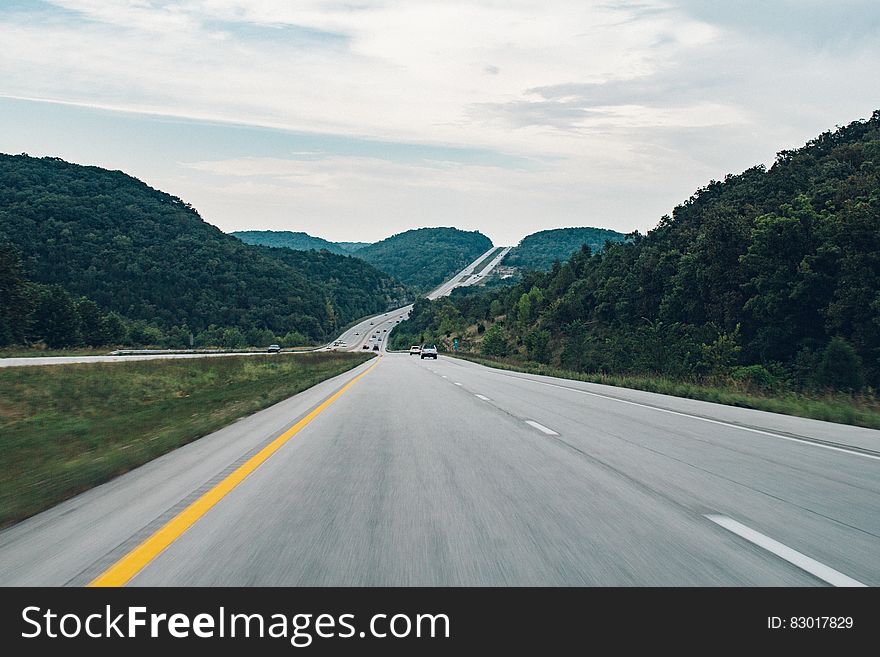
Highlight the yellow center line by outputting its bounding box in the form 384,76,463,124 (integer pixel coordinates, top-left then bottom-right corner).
88,358,379,587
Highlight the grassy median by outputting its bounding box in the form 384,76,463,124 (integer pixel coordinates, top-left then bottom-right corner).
449,353,880,430
0,352,373,527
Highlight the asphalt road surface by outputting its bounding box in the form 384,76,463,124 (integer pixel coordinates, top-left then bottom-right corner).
1,351,877,586
425,245,506,299
322,245,510,355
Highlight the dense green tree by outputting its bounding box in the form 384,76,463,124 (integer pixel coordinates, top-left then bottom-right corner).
101,312,128,345
524,328,551,363
220,327,247,350
75,297,105,346
0,243,31,346
480,324,508,356
29,284,80,348
816,337,865,391
127,321,164,347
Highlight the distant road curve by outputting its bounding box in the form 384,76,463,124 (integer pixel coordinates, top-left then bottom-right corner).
0,246,509,368
321,245,511,354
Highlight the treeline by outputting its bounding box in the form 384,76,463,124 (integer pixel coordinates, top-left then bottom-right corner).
503,227,627,270
0,154,409,347
0,244,310,349
392,111,880,393
231,230,350,255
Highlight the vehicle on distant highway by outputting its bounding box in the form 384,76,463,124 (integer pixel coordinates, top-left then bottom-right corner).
372,344,380,351
409,345,421,355
267,344,281,353
362,344,369,349
420,344,438,359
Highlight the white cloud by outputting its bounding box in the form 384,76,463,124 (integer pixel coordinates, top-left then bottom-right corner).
0,1,726,151
1,1,877,243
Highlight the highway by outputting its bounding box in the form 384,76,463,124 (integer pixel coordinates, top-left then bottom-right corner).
0,247,507,368
424,245,506,299
319,245,511,354
1,348,877,586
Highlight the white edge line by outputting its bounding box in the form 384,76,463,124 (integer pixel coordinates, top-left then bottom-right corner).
705,514,866,587
526,420,559,436
501,375,880,462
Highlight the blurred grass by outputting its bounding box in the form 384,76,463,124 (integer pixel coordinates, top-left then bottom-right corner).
0,352,373,527
449,353,880,430
0,347,113,358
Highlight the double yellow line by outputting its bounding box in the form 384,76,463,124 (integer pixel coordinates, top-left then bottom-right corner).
89,359,378,587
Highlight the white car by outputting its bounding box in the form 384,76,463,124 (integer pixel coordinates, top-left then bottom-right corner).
409,345,421,355
420,344,438,360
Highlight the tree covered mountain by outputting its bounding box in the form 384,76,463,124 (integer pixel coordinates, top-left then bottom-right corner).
356,227,493,291
230,230,350,255
503,227,627,270
391,111,880,393
0,154,408,347
335,241,370,253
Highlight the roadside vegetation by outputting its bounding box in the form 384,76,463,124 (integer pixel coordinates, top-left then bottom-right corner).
449,353,880,430
391,112,880,427
0,352,372,527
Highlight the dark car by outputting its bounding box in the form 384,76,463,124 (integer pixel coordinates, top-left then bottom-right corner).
372,344,380,351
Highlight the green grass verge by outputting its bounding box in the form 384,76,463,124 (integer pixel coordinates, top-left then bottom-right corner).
0,352,373,527
448,353,880,430
0,346,322,358
0,347,114,358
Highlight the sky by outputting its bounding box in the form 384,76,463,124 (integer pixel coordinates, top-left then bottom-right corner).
1,1,878,245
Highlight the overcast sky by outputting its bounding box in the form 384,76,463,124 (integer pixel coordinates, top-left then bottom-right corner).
1,1,878,245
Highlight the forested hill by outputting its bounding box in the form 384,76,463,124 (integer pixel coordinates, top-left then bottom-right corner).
0,154,408,345
356,227,493,291
503,227,626,270
503,227,627,270
231,230,349,255
335,241,370,253
392,110,880,392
